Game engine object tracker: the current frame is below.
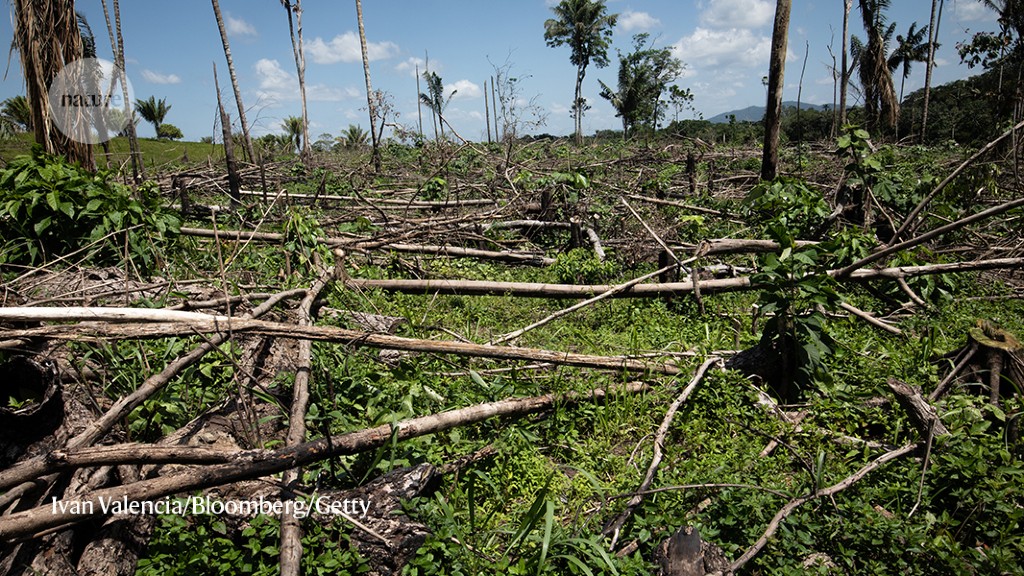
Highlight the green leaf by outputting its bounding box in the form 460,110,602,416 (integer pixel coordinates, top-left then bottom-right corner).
33,216,52,235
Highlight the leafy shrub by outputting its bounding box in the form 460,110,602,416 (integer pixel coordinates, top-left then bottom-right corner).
743,176,829,238
157,123,184,140
551,248,619,284
0,146,180,273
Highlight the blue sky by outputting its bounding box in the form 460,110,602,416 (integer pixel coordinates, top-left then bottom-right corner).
0,1,1000,142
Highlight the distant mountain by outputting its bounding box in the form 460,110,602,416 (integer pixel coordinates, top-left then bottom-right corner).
707,101,829,123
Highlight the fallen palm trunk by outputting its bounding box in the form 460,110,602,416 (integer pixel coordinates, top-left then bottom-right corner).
344,257,1024,299
0,318,684,376
0,381,649,542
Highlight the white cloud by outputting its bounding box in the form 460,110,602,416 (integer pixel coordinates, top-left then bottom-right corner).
672,27,771,69
620,10,660,32
396,56,439,78
955,1,990,22
225,12,257,36
448,79,481,100
253,58,352,105
699,0,774,30
305,32,399,65
141,69,181,84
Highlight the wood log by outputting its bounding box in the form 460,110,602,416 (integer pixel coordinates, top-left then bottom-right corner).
0,382,648,542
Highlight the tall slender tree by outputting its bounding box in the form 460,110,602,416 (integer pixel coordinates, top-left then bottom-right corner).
761,0,791,181
420,71,452,142
544,0,617,145
840,0,853,127
100,0,143,180
355,0,381,171
211,0,256,163
281,0,310,158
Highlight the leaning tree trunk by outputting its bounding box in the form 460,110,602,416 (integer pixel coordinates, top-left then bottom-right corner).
761,0,791,181
13,0,94,170
921,0,939,141
355,0,381,172
211,0,256,164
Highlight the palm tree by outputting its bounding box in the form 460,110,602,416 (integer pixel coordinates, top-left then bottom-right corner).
419,71,454,142
282,115,304,152
339,124,368,148
135,96,171,137
888,22,931,105
856,0,899,132
0,96,33,133
544,0,618,145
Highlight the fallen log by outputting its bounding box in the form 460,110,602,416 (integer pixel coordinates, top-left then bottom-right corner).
343,257,1024,299
0,318,684,376
0,381,649,542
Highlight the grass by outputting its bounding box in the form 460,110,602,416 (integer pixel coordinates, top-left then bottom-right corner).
0,132,225,170
3,135,1023,574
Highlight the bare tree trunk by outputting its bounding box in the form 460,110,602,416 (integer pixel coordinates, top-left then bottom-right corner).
282,1,310,158
101,0,143,182
840,0,852,127
492,76,500,141
213,64,241,208
13,0,94,170
211,0,256,164
355,0,381,172
484,76,492,143
761,0,791,181
573,65,585,145
921,0,940,141
416,63,423,137
294,0,310,159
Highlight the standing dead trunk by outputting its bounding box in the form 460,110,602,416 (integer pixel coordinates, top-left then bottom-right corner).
761,0,791,181
484,76,492,143
213,64,241,208
355,0,381,172
282,0,310,159
921,0,941,141
211,0,256,164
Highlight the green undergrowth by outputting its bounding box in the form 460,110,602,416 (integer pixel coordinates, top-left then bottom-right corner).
1,137,1020,574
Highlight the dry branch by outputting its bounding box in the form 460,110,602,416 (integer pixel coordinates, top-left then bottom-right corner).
0,318,684,375
0,307,229,323
279,271,331,572
0,382,649,542
730,442,921,571
604,358,722,548
887,378,950,437
836,197,1024,278
0,289,307,513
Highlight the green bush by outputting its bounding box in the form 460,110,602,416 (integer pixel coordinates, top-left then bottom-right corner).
0,145,180,273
